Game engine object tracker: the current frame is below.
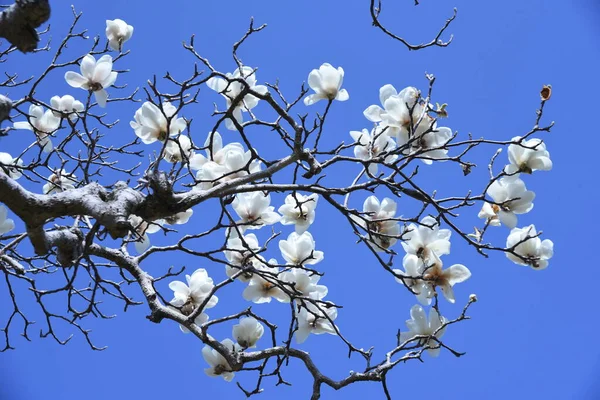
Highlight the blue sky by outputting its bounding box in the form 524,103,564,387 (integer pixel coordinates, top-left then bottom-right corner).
1,1,598,399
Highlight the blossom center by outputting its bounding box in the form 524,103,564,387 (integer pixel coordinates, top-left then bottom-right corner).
89,82,103,92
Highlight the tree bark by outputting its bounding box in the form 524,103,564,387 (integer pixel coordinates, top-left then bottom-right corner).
0,0,50,53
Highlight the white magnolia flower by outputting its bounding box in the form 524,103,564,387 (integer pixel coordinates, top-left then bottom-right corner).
402,216,451,264
43,169,77,195
278,193,318,234
353,196,400,252
13,104,60,152
363,85,451,164
399,305,447,357
393,254,429,305
363,85,421,137
202,338,241,382
232,192,281,231
350,127,397,175
130,101,186,144
506,225,553,270
303,63,349,106
128,214,164,253
0,152,23,180
163,209,193,226
483,175,535,229
105,19,134,51
224,232,262,282
169,268,218,333
233,317,264,349
395,254,470,304
65,54,118,108
477,202,501,227
50,95,84,121
190,132,261,190
279,231,324,266
243,264,289,304
280,268,328,300
207,66,268,131
433,261,472,301
506,136,552,174
404,117,452,164
296,302,338,344
0,205,15,235
164,135,193,163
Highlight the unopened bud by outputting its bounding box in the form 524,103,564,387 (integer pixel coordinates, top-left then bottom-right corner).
540,85,552,101
469,294,478,303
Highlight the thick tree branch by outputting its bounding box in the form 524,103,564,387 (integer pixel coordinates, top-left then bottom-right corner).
0,0,50,52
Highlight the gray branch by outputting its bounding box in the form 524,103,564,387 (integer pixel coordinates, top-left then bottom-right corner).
0,0,50,53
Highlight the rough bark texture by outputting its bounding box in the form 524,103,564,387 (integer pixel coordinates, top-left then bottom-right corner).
0,95,12,124
0,0,50,53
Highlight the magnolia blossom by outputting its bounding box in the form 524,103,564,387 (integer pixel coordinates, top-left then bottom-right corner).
128,214,164,253
190,132,261,190
224,232,262,282
202,338,241,381
232,317,264,349
353,196,400,252
363,85,421,137
296,303,338,344
395,254,470,304
206,66,268,130
0,205,15,235
164,135,193,163
399,305,447,357
232,192,281,231
105,19,134,51
506,136,552,174
243,264,289,304
393,255,429,304
402,216,451,264
0,152,23,180
279,231,324,266
13,104,60,152
280,268,328,300
163,209,193,226
65,54,117,107
130,101,187,144
169,268,218,333
482,175,535,229
404,117,452,164
42,169,77,195
363,85,451,164
278,193,318,234
303,63,349,106
506,225,553,270
349,127,397,175
50,95,84,121
477,202,501,227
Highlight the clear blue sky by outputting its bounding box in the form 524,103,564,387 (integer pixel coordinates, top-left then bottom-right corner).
1,1,598,399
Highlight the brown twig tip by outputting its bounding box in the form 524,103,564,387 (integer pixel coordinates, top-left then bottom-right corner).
540,85,552,101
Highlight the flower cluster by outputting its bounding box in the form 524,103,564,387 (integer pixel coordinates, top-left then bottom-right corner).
4,26,558,388
206,66,268,131
478,136,554,269
190,132,262,190
359,84,452,166
169,268,218,333
353,196,400,252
